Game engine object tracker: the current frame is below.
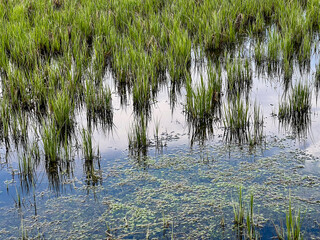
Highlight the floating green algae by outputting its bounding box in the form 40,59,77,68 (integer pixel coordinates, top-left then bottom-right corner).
1,138,319,239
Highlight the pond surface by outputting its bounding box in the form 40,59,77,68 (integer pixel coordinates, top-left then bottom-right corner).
1,41,320,239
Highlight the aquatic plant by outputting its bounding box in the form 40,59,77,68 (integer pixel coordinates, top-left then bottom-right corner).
267,28,280,62
185,65,222,122
223,95,250,141
0,0,319,237
233,187,245,226
226,57,252,98
254,39,264,65
85,79,113,128
41,120,60,162
82,128,95,162
246,194,259,240
278,82,311,136
128,113,148,155
132,74,152,115
49,91,75,133
233,188,260,239
275,197,303,240
224,96,264,145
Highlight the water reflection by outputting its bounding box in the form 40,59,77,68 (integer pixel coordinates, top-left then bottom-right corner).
278,82,312,139
84,157,102,187
1,36,320,200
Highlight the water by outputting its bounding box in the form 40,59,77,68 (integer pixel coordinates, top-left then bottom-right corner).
1,41,320,239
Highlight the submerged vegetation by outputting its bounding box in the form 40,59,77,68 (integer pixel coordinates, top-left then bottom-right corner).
1,0,320,238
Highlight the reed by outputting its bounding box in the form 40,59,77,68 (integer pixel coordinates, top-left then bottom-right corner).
128,113,148,153
49,90,74,133
275,196,303,240
226,57,252,98
233,186,244,226
41,120,60,162
185,65,222,122
223,95,250,139
278,82,311,125
85,79,113,125
82,128,94,162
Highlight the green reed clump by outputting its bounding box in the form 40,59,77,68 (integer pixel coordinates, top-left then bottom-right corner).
278,82,311,123
249,102,264,146
2,67,32,110
168,23,192,81
132,75,152,115
0,99,11,143
226,57,252,97
128,113,148,152
267,28,281,62
281,30,295,62
254,39,264,65
298,33,311,63
233,188,260,239
85,79,113,124
49,91,75,133
41,121,60,162
275,197,303,240
185,68,222,123
185,66,222,145
233,187,245,226
224,96,264,144
82,128,95,162
223,95,250,140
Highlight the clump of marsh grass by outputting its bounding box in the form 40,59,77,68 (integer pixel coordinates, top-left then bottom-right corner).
81,128,96,162
167,22,191,81
233,187,245,227
275,196,303,240
254,38,264,65
226,57,252,98
49,91,75,134
223,95,250,142
185,65,222,121
267,28,281,62
128,113,148,156
132,75,152,116
223,96,264,145
85,79,113,128
41,120,60,163
185,66,222,145
233,187,260,239
278,82,311,137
